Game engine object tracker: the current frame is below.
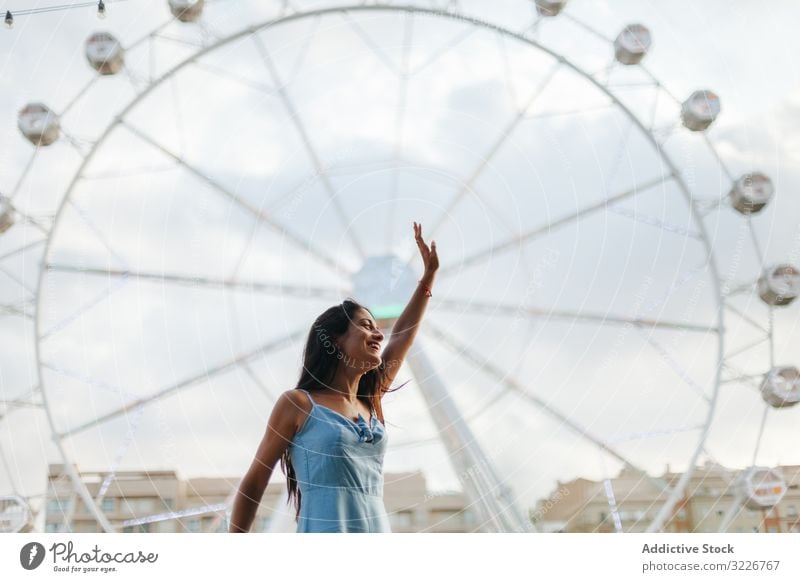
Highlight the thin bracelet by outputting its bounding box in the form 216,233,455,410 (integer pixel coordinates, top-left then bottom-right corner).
418,279,432,298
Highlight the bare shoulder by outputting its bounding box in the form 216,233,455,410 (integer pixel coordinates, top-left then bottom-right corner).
277,389,313,430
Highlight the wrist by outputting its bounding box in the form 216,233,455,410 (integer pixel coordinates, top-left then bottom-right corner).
420,271,436,286
418,277,433,298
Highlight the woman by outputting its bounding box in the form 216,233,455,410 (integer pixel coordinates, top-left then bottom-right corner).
229,222,439,533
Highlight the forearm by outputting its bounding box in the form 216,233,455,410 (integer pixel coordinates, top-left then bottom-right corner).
391,271,436,338
228,478,268,533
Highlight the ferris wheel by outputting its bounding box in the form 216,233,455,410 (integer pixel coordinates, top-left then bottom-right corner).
2,0,797,533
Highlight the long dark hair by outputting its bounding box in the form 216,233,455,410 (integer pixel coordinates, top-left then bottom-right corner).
279,298,411,522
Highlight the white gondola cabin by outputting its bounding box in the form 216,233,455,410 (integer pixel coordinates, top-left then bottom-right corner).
85,32,124,75
17,103,60,146
760,366,800,408
737,467,786,510
729,172,774,215
614,24,652,65
758,264,800,306
169,0,204,23
534,1,567,17
680,90,720,131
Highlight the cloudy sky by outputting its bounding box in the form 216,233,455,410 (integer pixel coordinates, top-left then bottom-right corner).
1,0,799,531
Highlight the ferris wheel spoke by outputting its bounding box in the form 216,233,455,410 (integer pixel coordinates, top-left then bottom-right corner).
56,326,308,440
607,205,703,239
64,198,129,269
420,61,563,253
746,214,766,265
0,443,23,498
59,75,102,118
435,297,720,334
436,173,673,277
719,360,763,390
8,151,39,202
251,34,367,261
192,60,276,95
517,13,544,40
386,11,414,252
558,11,612,43
722,279,755,297
389,384,514,450
0,264,36,297
633,324,712,403
44,263,347,300
723,335,770,362
278,0,299,16
81,164,179,181
723,301,769,333
522,101,616,120
283,13,322,88
7,207,50,236
122,502,228,530
719,373,762,388
241,362,277,399
39,271,130,341
93,406,147,507
423,320,671,490
0,396,41,411
604,424,706,446
118,120,352,277
750,406,770,467
700,131,735,182
341,11,402,76
0,302,35,320
406,22,478,78
152,32,206,50
695,194,731,218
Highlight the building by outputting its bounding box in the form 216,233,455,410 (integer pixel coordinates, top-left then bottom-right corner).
532,461,800,533
43,464,481,533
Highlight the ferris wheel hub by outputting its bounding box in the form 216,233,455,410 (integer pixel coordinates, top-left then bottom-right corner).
351,255,419,322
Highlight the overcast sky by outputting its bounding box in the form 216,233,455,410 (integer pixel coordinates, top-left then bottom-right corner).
1,0,799,530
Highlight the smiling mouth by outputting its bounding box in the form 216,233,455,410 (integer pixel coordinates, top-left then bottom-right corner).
367,342,381,352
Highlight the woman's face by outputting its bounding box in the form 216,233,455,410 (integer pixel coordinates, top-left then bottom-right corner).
337,308,384,371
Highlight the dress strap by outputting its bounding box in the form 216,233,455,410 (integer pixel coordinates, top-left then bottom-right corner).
297,388,316,407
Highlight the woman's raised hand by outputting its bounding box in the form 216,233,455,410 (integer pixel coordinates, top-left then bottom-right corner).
413,221,439,275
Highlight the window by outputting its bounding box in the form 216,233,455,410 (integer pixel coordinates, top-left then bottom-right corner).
132,498,153,513
186,518,200,533
787,505,798,517
45,523,61,533
121,497,153,515
463,509,477,526
599,512,607,523
47,498,69,515
101,498,115,513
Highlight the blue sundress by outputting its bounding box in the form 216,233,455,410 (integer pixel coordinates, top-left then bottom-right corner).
287,388,392,533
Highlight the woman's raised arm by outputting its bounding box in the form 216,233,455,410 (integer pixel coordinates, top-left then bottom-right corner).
380,222,439,393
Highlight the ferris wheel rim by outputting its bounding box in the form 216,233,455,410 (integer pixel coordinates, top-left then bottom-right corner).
31,2,731,533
